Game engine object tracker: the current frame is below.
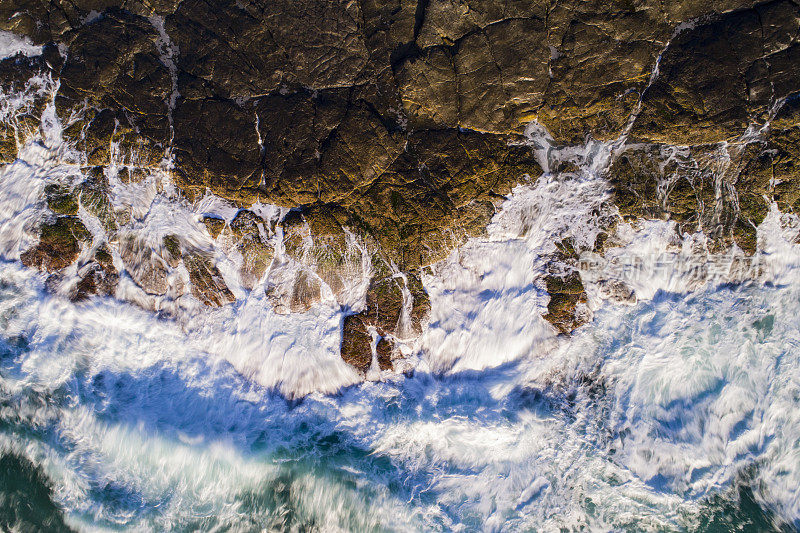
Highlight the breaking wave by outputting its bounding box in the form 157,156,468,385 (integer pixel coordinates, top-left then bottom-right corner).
0,72,798,531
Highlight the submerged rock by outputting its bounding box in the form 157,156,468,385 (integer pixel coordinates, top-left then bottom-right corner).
228,210,274,290
265,263,323,315
75,167,118,233
118,234,171,295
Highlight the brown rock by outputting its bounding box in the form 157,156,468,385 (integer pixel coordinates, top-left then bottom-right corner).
55,9,171,165
71,244,119,301
21,217,92,272
161,234,182,268
339,269,429,371
542,271,588,334
631,1,800,145
184,252,235,307
76,167,118,233
265,264,322,314
171,98,260,200
44,183,78,216
340,315,393,373
0,53,53,162
229,210,273,290
202,216,225,239
165,0,369,100
118,234,170,295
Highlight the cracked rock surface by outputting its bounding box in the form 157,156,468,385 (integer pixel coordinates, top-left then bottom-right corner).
3,0,800,368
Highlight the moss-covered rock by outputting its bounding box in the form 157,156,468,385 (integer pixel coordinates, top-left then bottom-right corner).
44,183,78,216
161,234,182,268
76,167,118,233
202,216,225,239
0,52,54,163
542,271,588,334
339,269,429,372
20,217,91,272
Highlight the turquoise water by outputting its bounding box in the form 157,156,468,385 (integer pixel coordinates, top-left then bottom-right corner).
0,260,798,531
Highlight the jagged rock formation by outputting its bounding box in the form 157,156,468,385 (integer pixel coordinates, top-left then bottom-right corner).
3,0,800,369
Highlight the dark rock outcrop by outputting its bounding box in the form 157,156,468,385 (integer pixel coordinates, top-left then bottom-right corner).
5,0,800,368
55,8,171,167
542,272,589,335
631,1,800,145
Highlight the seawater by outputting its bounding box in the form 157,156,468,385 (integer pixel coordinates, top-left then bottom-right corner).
0,48,798,531
0,258,798,531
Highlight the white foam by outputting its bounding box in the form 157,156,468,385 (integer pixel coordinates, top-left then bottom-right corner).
0,30,42,59
1,76,800,531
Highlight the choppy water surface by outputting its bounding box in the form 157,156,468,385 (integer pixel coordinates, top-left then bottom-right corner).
1,257,799,531
0,60,798,532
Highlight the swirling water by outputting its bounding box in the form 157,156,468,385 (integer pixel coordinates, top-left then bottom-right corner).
0,81,798,532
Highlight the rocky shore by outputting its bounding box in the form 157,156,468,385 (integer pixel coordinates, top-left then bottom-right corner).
1,0,799,373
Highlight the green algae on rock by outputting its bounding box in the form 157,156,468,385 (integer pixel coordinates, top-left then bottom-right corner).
20,217,91,272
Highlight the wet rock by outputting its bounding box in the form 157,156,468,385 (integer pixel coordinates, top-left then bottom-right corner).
55,8,171,166
542,271,589,334
765,98,800,214
350,129,538,268
339,269,429,372
118,234,170,295
202,216,225,239
184,252,235,307
228,210,273,290
76,167,118,233
289,271,323,313
607,128,797,255
0,53,53,162
631,1,800,145
280,211,311,259
340,316,393,374
277,205,364,302
71,244,119,301
161,234,182,268
266,264,322,314
597,279,636,304
44,183,78,216
20,217,91,272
